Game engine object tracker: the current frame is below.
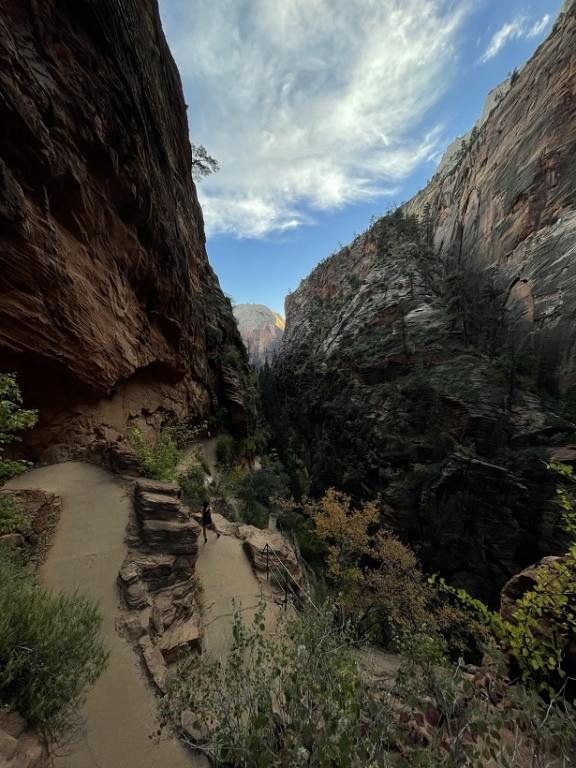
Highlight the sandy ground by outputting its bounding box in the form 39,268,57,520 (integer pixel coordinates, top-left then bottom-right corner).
193,438,281,659
196,528,274,660
7,462,199,768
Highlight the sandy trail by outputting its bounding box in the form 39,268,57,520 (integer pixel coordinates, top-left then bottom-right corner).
191,439,279,659
196,529,271,659
7,462,197,768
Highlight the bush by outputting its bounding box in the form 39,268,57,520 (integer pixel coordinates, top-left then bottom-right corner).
237,454,290,528
0,496,32,536
130,427,180,482
165,600,576,767
215,434,235,467
0,552,108,737
434,461,576,692
178,462,208,510
0,374,37,485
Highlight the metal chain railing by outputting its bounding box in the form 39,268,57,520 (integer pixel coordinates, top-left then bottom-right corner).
262,542,319,613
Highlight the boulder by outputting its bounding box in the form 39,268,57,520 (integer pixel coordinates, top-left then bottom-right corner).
0,533,25,548
116,614,146,642
140,518,200,555
158,619,201,663
135,478,181,499
238,525,303,587
135,491,188,523
0,711,47,768
139,636,168,693
104,443,141,477
500,556,562,622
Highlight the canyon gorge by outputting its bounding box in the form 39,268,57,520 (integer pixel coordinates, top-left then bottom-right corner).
0,0,575,765
273,1,576,603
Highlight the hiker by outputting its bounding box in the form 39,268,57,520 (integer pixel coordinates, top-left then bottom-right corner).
202,500,220,543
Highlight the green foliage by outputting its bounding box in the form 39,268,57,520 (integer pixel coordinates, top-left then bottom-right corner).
166,602,393,767
166,600,576,767
216,434,236,467
0,551,108,737
130,427,180,482
190,143,219,180
237,453,290,527
432,462,576,692
0,496,32,536
0,374,37,485
178,462,208,509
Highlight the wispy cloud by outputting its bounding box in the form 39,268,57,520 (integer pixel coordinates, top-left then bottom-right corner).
160,0,470,238
479,13,551,64
527,14,551,38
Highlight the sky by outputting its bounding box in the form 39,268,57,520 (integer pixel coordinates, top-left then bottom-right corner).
158,0,563,316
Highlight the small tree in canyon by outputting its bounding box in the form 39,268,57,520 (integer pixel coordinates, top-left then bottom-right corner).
191,143,219,180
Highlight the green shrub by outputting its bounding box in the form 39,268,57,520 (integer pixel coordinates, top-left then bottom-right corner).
237,455,290,528
130,427,180,482
215,434,235,466
0,552,108,737
178,463,208,510
0,496,32,536
165,601,575,767
0,374,37,485
433,461,576,692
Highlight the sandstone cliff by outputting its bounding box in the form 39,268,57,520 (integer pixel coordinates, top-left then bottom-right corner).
274,5,576,603
404,1,576,391
0,0,249,459
233,304,284,369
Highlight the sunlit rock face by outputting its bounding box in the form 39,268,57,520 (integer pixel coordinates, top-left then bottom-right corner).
404,2,576,392
234,304,285,369
274,6,576,604
0,0,249,457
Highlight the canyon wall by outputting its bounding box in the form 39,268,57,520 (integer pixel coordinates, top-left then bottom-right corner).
405,0,576,391
274,4,576,603
0,0,249,459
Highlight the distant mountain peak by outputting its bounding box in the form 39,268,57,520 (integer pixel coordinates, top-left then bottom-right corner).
233,304,284,368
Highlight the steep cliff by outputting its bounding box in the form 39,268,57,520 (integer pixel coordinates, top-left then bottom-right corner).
0,0,249,459
405,0,576,391
274,5,576,603
233,304,284,369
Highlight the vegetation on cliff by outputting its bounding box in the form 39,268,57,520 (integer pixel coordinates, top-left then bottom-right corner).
166,479,576,766
270,207,576,604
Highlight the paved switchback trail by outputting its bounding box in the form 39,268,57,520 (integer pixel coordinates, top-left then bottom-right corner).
7,462,198,768
190,438,280,659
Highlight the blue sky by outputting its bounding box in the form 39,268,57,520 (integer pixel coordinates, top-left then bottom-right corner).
158,0,562,315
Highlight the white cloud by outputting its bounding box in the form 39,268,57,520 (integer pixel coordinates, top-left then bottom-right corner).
527,14,551,38
159,0,470,238
479,13,551,63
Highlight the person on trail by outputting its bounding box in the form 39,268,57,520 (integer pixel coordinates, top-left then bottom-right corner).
202,499,220,543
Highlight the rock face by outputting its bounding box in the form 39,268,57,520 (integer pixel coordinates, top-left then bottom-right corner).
0,0,249,459
233,304,285,369
274,7,576,603
0,709,47,768
404,3,576,392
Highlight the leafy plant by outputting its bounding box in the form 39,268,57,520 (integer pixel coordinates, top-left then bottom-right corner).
130,427,180,482
0,373,37,485
178,462,208,509
0,551,108,738
0,496,32,536
432,463,576,691
165,599,576,767
216,434,236,467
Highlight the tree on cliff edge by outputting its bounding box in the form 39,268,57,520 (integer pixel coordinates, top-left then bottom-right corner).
191,143,219,180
